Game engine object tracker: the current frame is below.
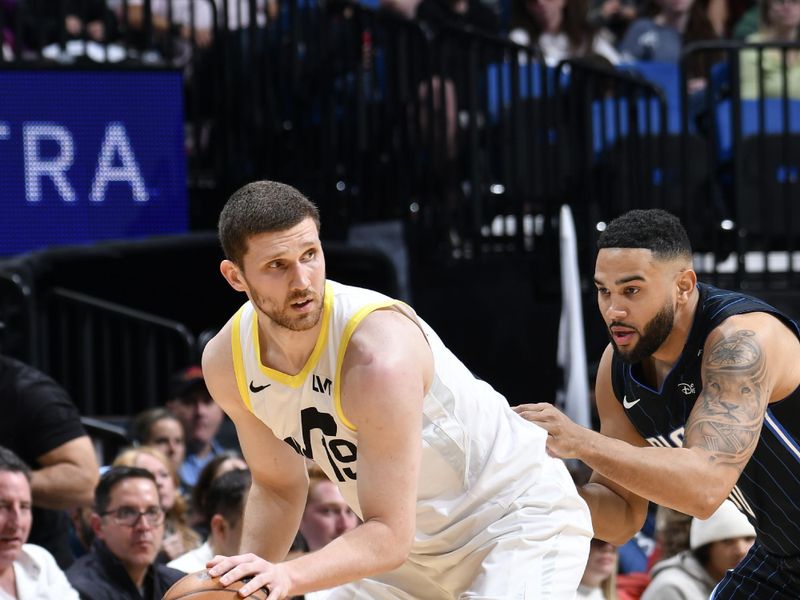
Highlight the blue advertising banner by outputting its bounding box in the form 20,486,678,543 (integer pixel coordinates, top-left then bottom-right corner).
0,69,187,255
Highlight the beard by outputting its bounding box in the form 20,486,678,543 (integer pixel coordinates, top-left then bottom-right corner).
252,287,324,332
610,301,675,364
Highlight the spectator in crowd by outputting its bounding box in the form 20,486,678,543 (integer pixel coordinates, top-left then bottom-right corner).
112,447,201,562
67,506,95,559
189,451,248,533
641,501,756,600
166,366,227,489
0,446,79,599
509,0,622,65
19,0,116,49
705,0,754,37
651,506,693,565
618,0,719,82
740,0,800,98
380,0,424,19
131,408,186,475
1,0,16,59
732,0,760,38
0,354,99,568
66,467,183,599
168,469,251,573
114,0,270,59
117,0,213,53
297,468,359,553
416,0,500,33
415,0,501,160
616,504,656,575
588,0,640,41
578,538,619,599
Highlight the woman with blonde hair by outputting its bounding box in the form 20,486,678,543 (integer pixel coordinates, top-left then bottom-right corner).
578,538,619,599
112,446,201,561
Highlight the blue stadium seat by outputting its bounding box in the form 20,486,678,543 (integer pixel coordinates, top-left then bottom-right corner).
485,62,554,123
590,96,669,154
715,98,800,161
619,61,683,135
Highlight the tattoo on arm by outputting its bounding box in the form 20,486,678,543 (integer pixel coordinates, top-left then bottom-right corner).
686,330,767,471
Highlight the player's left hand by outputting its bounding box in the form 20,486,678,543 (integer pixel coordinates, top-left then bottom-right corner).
207,553,290,599
513,403,588,459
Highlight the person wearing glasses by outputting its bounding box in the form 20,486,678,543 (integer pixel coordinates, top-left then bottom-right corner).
66,467,183,600
0,445,79,599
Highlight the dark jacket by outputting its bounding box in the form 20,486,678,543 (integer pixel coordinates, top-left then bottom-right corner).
66,539,183,600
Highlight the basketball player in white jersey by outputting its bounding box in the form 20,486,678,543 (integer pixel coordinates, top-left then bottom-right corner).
202,181,592,599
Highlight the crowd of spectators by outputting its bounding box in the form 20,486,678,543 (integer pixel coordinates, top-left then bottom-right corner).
0,354,367,599
1,0,793,70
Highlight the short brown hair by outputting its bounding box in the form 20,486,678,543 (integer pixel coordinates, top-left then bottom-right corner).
218,180,321,266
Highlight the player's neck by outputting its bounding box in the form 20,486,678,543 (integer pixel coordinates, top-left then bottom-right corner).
258,318,322,376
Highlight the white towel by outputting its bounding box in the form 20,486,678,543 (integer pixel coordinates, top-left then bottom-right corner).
556,205,591,429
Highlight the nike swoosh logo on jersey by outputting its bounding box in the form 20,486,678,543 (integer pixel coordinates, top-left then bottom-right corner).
622,395,641,409
249,381,271,393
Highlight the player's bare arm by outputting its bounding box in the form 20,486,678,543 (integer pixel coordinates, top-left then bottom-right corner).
210,309,431,599
202,320,309,563
680,313,794,508
516,315,787,518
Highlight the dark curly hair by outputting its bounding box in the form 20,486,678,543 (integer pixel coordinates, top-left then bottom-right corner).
598,209,692,261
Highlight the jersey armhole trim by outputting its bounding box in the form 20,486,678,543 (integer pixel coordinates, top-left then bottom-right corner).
231,305,255,413
334,301,399,432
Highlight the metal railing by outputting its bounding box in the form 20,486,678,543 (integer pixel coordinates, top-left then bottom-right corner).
0,271,36,363
7,2,799,292
681,41,800,289
42,287,196,416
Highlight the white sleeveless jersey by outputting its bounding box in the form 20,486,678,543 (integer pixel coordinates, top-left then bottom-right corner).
231,280,577,556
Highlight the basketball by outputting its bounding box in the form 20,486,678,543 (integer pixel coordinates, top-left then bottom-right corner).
162,570,269,599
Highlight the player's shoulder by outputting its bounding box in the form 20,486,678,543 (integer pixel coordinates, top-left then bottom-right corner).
350,309,428,361
707,311,794,347
342,308,431,391
201,316,239,401
203,316,235,365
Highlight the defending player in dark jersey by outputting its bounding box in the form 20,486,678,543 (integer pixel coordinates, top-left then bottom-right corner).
515,209,800,599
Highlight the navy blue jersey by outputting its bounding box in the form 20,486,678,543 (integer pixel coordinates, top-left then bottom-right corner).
611,283,800,558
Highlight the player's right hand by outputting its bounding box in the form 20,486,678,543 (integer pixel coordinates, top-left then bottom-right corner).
512,402,587,459
207,553,287,599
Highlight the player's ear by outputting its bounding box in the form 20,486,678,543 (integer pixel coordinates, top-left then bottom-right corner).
675,268,696,304
220,260,248,293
